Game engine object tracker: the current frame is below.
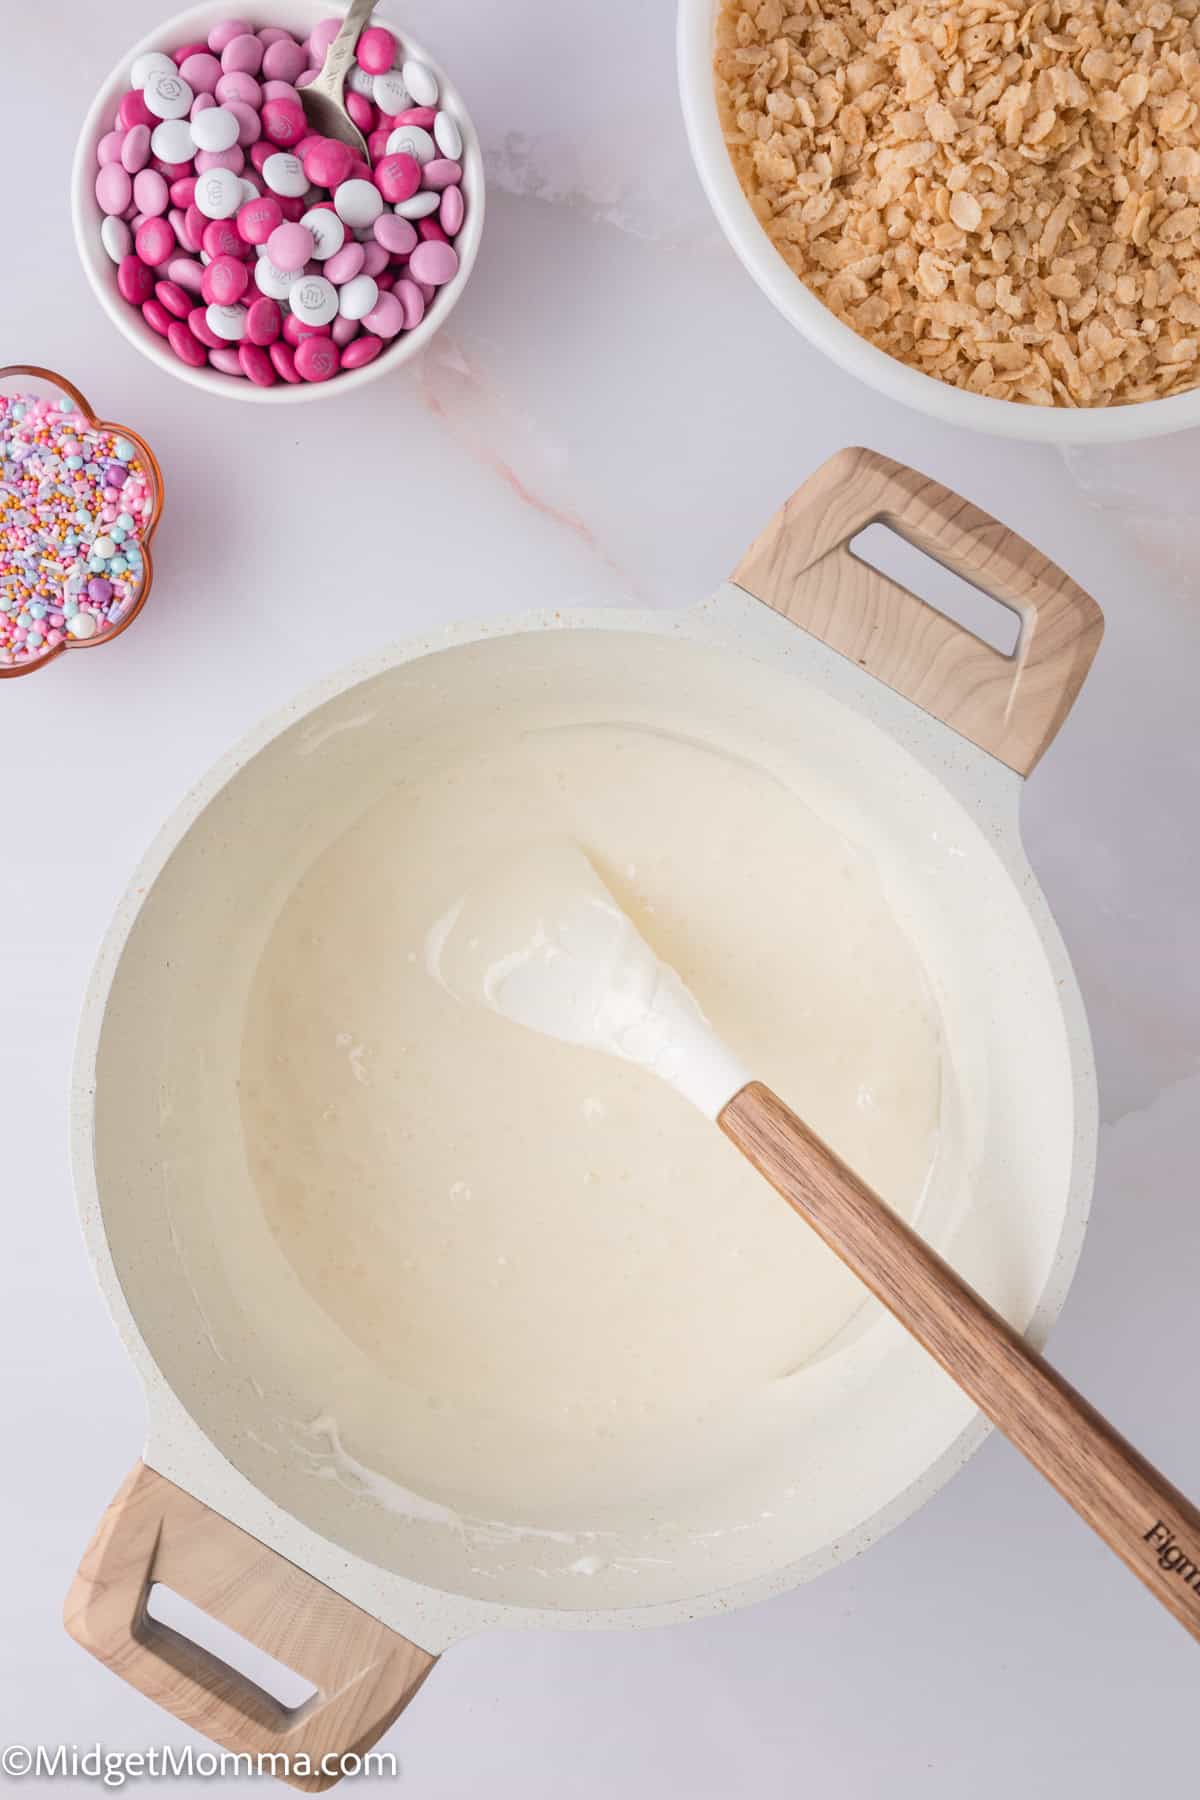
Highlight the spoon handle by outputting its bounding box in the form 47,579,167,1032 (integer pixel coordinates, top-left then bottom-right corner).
720,1080,1200,1643
310,0,377,100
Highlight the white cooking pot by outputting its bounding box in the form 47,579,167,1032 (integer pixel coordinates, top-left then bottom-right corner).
66,451,1102,1784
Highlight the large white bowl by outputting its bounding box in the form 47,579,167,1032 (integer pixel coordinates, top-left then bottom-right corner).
677,0,1200,443
71,1,485,405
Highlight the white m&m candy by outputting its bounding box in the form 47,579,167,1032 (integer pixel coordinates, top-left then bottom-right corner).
254,257,295,300
300,206,346,260
206,303,248,341
401,60,438,106
143,67,193,120
262,152,306,197
338,273,378,320
131,50,177,89
333,178,383,228
190,105,240,154
150,118,193,164
288,274,338,327
372,70,410,113
194,165,242,219
385,125,435,165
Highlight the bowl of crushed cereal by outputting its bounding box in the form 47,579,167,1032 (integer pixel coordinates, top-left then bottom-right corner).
679,0,1200,440
0,368,162,676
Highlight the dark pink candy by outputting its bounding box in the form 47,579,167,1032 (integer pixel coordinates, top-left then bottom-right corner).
346,92,374,131
170,176,197,207
172,41,209,64
237,343,276,386
268,340,300,382
154,279,192,318
117,89,154,130
201,219,245,261
374,152,420,204
261,98,306,145
245,296,282,345
117,254,155,303
282,314,330,346
295,336,340,382
153,157,192,181
367,128,391,161
141,298,173,336
249,141,275,173
184,203,207,247
167,319,208,366
201,255,250,306
418,218,448,243
392,106,437,127
341,334,383,370
237,195,282,245
302,137,353,189
277,195,306,222
187,306,225,349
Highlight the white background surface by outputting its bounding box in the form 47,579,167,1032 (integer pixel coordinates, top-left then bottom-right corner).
2,1,1200,1794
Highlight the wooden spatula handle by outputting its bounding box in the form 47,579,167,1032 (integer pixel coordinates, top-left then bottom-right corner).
720,1081,1200,1641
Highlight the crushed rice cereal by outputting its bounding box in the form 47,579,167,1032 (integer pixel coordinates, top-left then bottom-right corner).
715,0,1200,406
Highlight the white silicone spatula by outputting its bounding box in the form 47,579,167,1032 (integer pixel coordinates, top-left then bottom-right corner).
428,840,1200,1644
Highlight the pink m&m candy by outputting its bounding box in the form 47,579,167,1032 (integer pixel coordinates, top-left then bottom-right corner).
268,340,300,382
96,163,133,215
236,194,281,244
265,220,313,270
374,152,420,204
238,342,277,385
373,213,417,257
245,295,282,344
117,254,155,303
295,335,340,381
201,254,250,305
134,216,176,265
355,25,397,73
262,98,306,145
361,289,404,338
301,136,353,190
341,333,383,369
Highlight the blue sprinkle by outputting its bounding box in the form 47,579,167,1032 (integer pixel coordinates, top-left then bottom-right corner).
64,598,78,617
29,602,46,620
58,397,74,412
16,612,31,629
26,630,43,649
66,455,83,470
110,526,126,543
110,556,128,574
114,438,135,461
88,556,106,573
11,403,25,420
116,513,134,532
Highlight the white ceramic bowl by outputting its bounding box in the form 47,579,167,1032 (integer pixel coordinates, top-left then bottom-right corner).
677,0,1200,443
72,1,485,404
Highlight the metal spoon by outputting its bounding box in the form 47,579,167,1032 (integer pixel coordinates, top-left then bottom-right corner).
298,0,376,162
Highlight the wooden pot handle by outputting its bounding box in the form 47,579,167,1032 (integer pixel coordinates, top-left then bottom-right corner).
732,448,1104,775
721,1083,1200,1642
64,1464,436,1791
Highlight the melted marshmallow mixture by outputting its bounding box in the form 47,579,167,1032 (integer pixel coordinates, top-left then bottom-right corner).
239,721,943,1518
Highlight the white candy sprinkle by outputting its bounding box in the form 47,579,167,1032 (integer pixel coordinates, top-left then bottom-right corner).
68,611,98,639
346,66,376,97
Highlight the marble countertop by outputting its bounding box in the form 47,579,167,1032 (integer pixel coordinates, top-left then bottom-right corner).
1,1,1198,1793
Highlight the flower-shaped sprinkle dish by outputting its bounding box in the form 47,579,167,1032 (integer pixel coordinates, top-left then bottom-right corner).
0,366,163,679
